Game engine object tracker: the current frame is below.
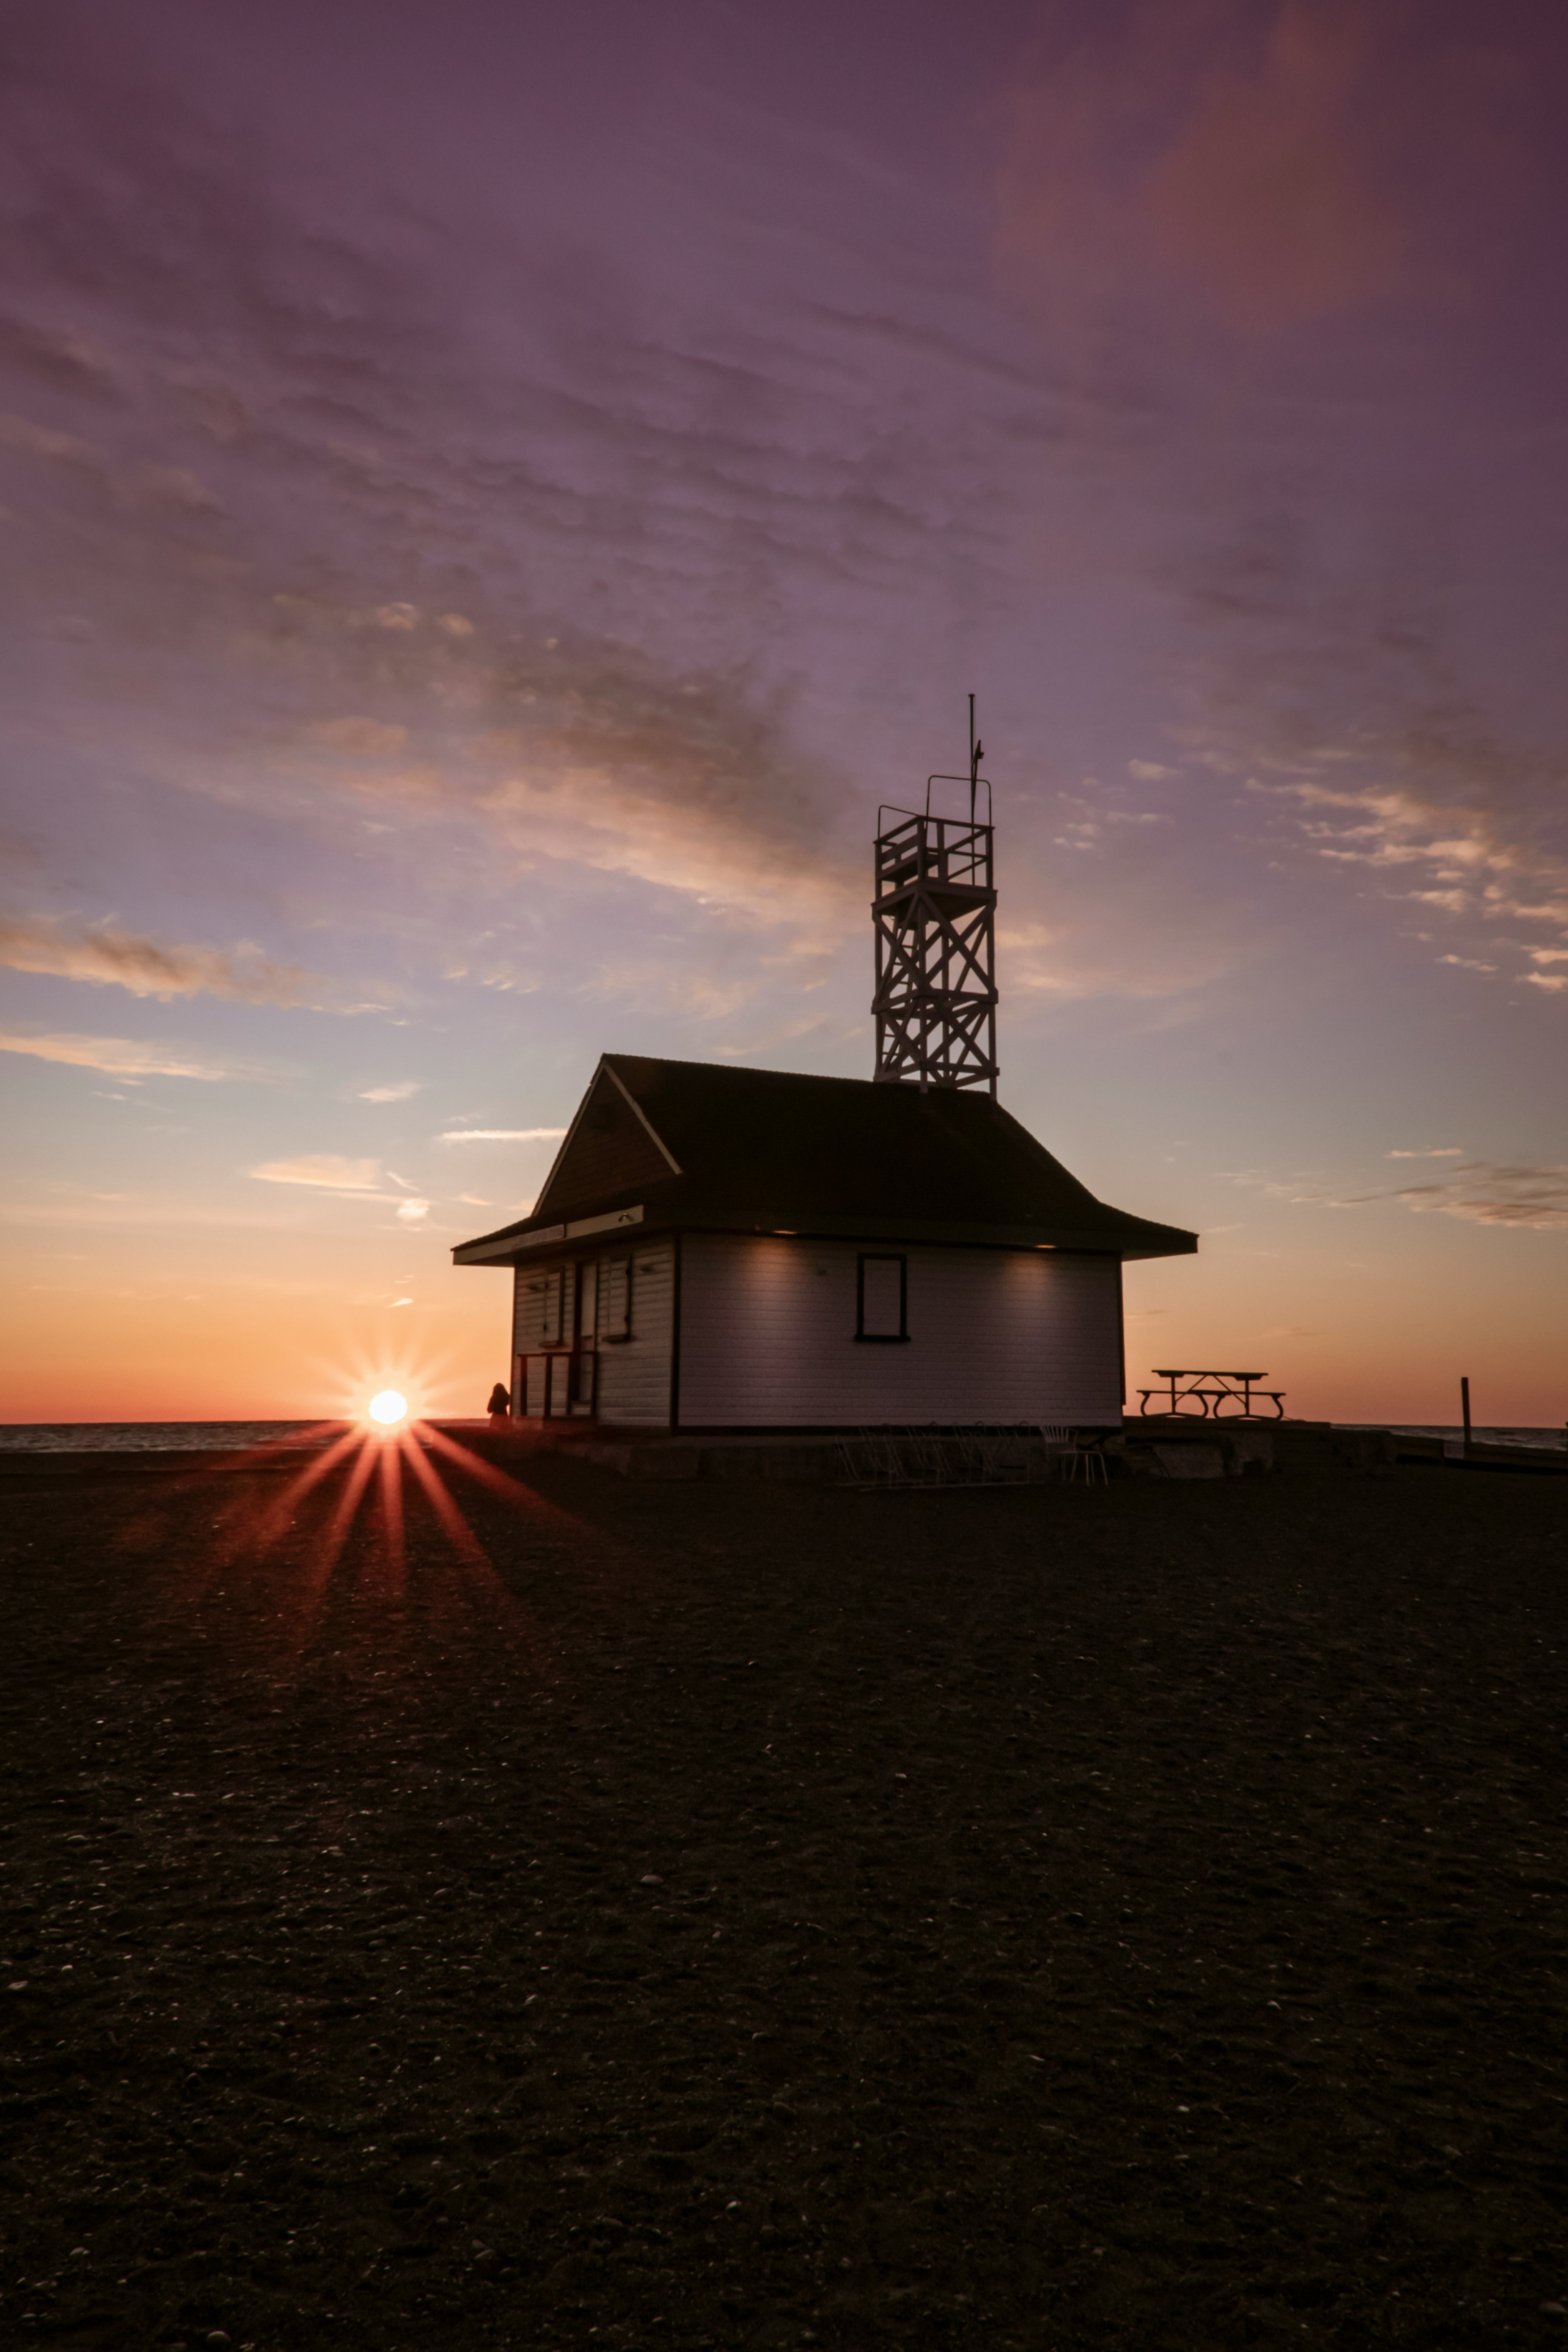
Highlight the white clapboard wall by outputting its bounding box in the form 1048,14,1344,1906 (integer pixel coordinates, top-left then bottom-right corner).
512,1244,676,1427
595,1243,676,1426
513,1264,564,1352
675,1233,1121,1427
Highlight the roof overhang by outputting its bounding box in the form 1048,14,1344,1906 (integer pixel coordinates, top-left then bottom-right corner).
453,1200,1195,1266
452,1204,646,1266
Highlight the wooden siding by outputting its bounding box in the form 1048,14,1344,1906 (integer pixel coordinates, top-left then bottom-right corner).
676,1233,1122,1427
513,1243,676,1428
513,1265,564,1354
594,1242,676,1426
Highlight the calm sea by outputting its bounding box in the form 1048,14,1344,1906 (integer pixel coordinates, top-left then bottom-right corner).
0,1423,344,1453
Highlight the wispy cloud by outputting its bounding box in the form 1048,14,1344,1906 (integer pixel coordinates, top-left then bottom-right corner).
0,1030,264,1081
1255,771,1564,897
1218,725,1568,999
0,915,323,1006
249,1156,384,1193
1344,1162,1568,1230
437,1127,566,1143
358,1080,422,1102
1386,1147,1463,1159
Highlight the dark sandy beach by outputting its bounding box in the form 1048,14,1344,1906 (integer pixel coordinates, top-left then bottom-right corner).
2,1448,1565,2350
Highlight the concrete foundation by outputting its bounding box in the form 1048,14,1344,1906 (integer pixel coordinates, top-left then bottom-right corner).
433,1415,1563,1484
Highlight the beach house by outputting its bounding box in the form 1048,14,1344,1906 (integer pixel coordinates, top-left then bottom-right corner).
451,1052,1197,1432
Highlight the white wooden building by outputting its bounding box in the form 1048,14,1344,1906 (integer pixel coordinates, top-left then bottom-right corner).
452,1053,1195,1433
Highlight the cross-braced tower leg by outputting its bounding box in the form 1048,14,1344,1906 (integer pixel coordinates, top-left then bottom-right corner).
872,750,998,1095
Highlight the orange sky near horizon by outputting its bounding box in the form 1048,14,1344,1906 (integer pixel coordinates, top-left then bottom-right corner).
2,1155,1561,1431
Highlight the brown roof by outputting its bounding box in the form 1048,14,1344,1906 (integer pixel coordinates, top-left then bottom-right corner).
452,1054,1197,1264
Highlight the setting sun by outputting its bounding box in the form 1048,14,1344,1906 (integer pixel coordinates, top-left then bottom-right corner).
367,1389,408,1426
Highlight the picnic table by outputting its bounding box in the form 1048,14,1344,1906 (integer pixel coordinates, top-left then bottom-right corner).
1137,1370,1285,1421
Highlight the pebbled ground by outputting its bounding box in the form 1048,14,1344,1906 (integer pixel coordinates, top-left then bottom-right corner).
1,1448,1565,2350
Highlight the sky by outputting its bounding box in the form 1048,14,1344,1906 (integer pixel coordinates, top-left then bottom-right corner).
1,0,1565,1426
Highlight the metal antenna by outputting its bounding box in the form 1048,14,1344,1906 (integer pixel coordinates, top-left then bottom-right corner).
968,693,980,824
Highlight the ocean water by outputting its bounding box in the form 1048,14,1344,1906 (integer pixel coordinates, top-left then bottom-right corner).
0,1422,344,1453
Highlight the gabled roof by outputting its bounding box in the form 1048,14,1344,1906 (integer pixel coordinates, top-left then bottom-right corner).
453,1055,1196,1264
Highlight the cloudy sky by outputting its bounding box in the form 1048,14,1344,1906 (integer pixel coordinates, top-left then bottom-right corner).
2,0,1564,1423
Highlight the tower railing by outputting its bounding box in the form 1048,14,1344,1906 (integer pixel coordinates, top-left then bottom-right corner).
875,811,993,897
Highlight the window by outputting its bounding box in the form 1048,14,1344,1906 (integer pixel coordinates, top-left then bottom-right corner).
518,1270,562,1348
599,1254,633,1342
856,1252,908,1342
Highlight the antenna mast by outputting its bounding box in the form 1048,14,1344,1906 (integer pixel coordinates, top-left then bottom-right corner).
871,698,999,1097
969,692,979,824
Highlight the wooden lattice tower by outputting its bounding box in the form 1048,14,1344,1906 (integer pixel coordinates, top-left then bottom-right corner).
872,701,999,1097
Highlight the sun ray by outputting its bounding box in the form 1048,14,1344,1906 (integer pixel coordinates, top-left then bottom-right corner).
223,1418,348,1467
398,1429,491,1569
242,1425,365,1557
415,1424,593,1542
379,1431,407,1591
162,1344,591,1684
308,1432,381,1600
398,1429,552,1654
150,1421,361,1614
257,1434,381,1680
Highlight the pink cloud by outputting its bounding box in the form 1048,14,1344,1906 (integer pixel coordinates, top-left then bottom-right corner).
1145,5,1404,329
995,0,1518,340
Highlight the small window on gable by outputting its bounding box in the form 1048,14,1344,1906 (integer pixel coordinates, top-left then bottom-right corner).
600,1255,633,1342
856,1252,908,1342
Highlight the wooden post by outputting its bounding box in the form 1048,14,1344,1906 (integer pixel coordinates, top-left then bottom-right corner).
1460,1375,1471,1457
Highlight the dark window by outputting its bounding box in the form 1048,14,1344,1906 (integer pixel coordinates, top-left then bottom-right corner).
600,1254,634,1342
856,1252,908,1342
521,1271,554,1348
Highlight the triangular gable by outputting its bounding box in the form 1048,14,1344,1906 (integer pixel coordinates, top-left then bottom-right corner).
534,1059,680,1221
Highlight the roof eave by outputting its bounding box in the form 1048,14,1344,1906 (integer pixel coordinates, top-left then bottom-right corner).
671,1206,1197,1257
453,1200,1198,1264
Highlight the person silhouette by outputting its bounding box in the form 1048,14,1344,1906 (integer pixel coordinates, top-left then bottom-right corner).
486,1382,511,1428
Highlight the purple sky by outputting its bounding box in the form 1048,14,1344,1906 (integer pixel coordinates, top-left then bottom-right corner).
2,0,1565,1422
